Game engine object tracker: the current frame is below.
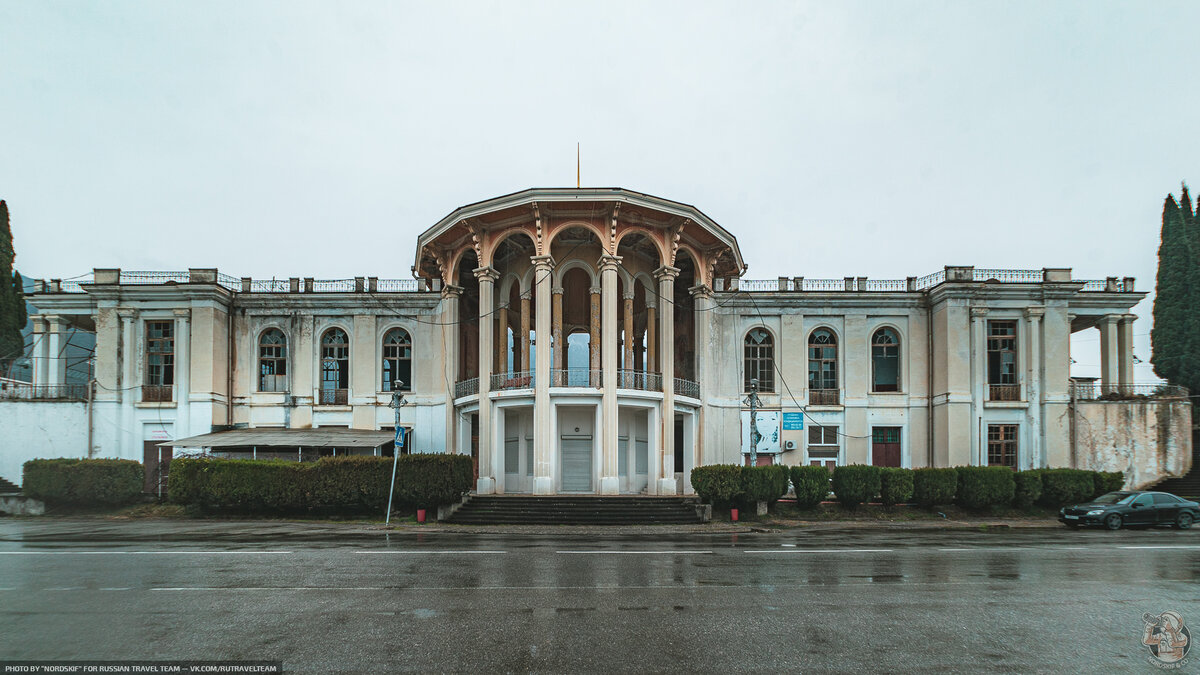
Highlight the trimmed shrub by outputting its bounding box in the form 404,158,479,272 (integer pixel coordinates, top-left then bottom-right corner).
912,468,958,507
790,465,830,508
23,459,143,507
691,465,743,506
831,465,881,508
1037,468,1097,507
1012,471,1043,508
955,466,1015,510
741,465,790,505
879,468,914,507
1093,471,1125,498
392,453,474,509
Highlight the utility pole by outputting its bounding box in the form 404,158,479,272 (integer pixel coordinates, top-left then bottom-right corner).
385,380,406,525
744,377,761,467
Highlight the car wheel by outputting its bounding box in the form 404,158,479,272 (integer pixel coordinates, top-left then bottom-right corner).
1104,513,1123,530
1177,513,1194,530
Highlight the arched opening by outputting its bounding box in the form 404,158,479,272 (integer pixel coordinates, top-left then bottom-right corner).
808,328,838,405
674,251,698,382
258,328,287,393
561,266,594,386
552,226,604,384
616,233,662,387
382,327,412,392
456,250,479,381
490,232,536,378
320,327,349,405
871,327,900,393
744,328,774,392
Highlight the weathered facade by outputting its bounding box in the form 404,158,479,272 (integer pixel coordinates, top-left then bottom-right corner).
16,187,1191,491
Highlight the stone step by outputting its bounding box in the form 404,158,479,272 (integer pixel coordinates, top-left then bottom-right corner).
446,495,706,525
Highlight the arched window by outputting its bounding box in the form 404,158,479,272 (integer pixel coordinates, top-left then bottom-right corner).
258,328,288,392
320,328,349,404
871,328,900,392
744,328,775,392
808,329,838,405
381,328,412,391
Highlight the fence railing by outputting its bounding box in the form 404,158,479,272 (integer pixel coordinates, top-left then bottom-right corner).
122,271,191,285
454,378,479,398
491,371,535,391
1069,382,1189,401
249,279,291,292
551,369,602,388
912,270,946,290
317,388,348,405
377,279,419,292
809,389,840,406
618,370,663,392
974,269,1043,283
141,384,173,403
674,378,700,399
988,384,1021,402
0,383,90,401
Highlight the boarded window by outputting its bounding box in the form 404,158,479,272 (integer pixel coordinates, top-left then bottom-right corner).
871,328,900,392
744,328,774,392
382,328,412,391
258,328,287,392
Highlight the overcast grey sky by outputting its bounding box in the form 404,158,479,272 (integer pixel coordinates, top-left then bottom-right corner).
2,0,1198,379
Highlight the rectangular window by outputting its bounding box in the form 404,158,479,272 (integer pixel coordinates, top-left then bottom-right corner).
987,424,1018,468
807,425,839,461
987,320,1018,401
144,320,174,402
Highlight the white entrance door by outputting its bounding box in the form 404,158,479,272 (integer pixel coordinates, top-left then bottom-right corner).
560,436,593,492
504,436,521,493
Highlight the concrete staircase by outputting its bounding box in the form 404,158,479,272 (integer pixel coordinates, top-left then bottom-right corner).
0,477,19,494
444,495,707,525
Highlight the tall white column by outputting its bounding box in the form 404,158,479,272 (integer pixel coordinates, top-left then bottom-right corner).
475,267,499,494
970,307,987,466
1098,315,1119,394
1025,307,1043,469
31,316,48,386
442,285,462,456
532,256,556,494
46,317,65,386
118,308,138,458
1118,314,1136,387
173,308,191,440
599,254,622,495
655,265,679,495
690,285,713,472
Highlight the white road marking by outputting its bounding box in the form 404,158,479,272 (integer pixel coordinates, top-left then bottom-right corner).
0,550,292,555
936,547,1030,552
743,549,893,554
556,550,714,554
354,550,507,554
1119,545,1200,550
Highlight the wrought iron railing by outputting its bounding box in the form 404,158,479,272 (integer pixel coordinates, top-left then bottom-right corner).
618,370,663,391
804,278,845,291
809,389,839,406
911,271,946,290
551,369,602,387
122,271,191,285
377,279,419,292
0,383,90,401
974,269,1043,283
674,378,700,399
988,384,1021,402
1077,280,1106,291
863,279,907,291
250,279,291,292
454,378,479,398
318,388,349,405
313,279,356,292
491,371,535,391
142,384,173,403
216,273,240,290
1069,382,1189,401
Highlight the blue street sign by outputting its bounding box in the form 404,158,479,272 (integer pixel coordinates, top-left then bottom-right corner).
782,413,804,431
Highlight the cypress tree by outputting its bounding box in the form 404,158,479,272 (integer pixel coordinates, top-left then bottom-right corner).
0,200,26,376
1152,186,1200,393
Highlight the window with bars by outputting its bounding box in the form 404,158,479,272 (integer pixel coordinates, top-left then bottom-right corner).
871,327,900,392
145,321,174,386
987,320,1018,401
258,328,287,392
743,328,774,392
382,328,412,392
320,328,349,404
987,424,1019,468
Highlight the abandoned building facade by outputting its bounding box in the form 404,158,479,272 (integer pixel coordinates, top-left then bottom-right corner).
16,188,1191,493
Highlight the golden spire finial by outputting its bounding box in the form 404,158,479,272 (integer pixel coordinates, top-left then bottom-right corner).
576,142,580,188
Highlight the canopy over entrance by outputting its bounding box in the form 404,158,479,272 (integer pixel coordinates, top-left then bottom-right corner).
162,428,401,449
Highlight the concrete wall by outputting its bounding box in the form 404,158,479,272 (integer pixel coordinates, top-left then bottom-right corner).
0,401,89,487
1073,400,1193,489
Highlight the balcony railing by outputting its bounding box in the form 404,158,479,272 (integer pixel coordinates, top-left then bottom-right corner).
551,369,602,388
141,384,173,403
1069,382,1189,401
454,378,479,398
809,389,840,406
674,378,700,399
618,370,663,392
318,388,348,405
0,383,90,401
988,384,1021,402
491,371,535,391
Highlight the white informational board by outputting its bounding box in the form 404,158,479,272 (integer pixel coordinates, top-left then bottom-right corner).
740,410,781,455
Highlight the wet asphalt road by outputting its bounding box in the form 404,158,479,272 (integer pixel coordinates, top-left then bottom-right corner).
0,521,1196,673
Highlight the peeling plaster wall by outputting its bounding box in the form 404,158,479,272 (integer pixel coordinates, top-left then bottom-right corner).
1073,400,1192,489
0,401,89,486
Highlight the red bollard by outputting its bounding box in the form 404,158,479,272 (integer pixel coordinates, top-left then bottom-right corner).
416,509,427,523
730,508,739,522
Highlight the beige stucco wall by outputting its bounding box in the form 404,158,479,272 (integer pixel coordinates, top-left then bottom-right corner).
1072,400,1193,489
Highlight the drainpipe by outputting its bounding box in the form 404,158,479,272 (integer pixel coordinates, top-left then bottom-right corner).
926,300,934,467
86,378,95,458
227,302,235,427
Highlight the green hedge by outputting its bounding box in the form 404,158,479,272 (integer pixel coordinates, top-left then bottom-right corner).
741,465,790,505
831,465,881,507
168,454,473,514
1037,469,1098,507
955,466,1015,510
1092,471,1125,498
1012,471,1043,508
790,465,830,508
879,468,914,507
912,468,958,507
23,459,143,507
690,465,743,506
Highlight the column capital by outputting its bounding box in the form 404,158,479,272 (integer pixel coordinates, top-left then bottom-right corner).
473,266,501,283
645,297,657,309
520,290,533,301
1097,314,1120,326
117,308,139,320
1023,306,1045,319
45,315,71,330
622,291,635,301
552,285,565,295
531,254,556,271
597,254,622,272
970,307,989,319
654,265,680,280
689,284,713,299
30,315,48,331
173,308,192,320
442,284,464,298
589,286,602,295
1121,313,1138,323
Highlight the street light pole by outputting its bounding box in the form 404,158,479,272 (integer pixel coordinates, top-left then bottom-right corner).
385,380,406,525
744,377,761,467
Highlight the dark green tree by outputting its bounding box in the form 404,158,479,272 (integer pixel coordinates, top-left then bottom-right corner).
1151,185,1200,393
0,200,26,375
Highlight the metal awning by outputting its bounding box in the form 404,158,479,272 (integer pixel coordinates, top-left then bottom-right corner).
161,428,403,449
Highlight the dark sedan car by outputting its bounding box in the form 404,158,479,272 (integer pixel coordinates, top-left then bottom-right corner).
1059,491,1198,530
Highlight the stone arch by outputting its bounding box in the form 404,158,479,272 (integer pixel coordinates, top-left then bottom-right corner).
546,220,609,255
614,225,668,268
553,258,599,287
484,228,538,268
675,242,708,287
